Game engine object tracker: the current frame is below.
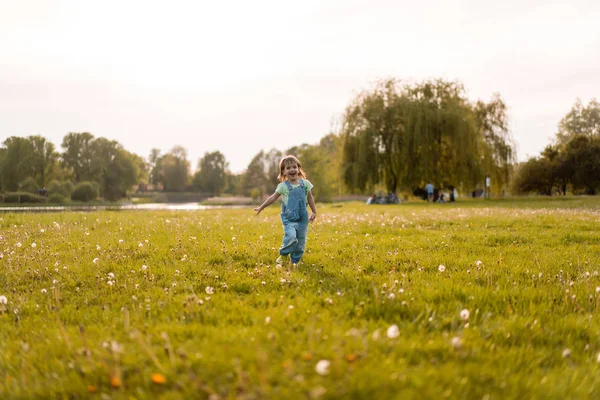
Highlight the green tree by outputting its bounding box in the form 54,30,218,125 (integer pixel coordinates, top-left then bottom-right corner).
193,151,228,195
512,158,555,195
28,135,59,187
0,136,35,191
341,79,511,194
243,149,282,196
563,136,600,194
88,138,139,200
61,132,95,182
148,148,162,186
159,146,190,192
557,98,600,144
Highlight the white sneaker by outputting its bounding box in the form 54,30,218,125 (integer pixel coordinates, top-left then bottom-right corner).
276,255,288,265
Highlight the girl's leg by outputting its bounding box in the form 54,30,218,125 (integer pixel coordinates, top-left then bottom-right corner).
290,223,308,263
279,222,298,256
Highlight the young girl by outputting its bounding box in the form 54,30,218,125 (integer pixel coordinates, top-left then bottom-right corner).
254,155,317,265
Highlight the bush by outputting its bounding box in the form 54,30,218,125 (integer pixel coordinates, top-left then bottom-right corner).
49,180,74,198
3,192,47,203
19,192,48,203
71,182,99,202
48,193,69,204
3,193,20,203
20,177,39,193
0,194,4,202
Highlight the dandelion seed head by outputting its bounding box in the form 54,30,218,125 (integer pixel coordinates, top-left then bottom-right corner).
205,286,214,295
315,360,330,375
562,348,571,358
438,264,446,272
0,295,7,304
387,325,400,338
451,336,463,349
460,309,470,320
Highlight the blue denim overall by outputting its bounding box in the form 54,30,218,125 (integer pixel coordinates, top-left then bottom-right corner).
279,179,309,264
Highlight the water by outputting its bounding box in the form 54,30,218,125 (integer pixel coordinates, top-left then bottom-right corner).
0,203,249,213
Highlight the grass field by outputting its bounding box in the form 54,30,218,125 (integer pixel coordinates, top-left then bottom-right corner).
1,197,600,399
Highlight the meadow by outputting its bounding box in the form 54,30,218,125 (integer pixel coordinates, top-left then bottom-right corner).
1,197,600,399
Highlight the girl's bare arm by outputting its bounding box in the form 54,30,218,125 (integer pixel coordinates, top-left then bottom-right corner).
308,191,317,223
254,192,282,215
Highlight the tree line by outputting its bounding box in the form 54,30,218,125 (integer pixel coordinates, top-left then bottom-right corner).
512,98,600,195
1,78,597,202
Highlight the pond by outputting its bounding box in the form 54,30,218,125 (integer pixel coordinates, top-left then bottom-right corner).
0,203,250,213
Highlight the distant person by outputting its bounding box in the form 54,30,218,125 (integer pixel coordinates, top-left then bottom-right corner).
438,193,445,203
366,194,376,205
485,176,491,199
254,155,317,266
425,183,434,203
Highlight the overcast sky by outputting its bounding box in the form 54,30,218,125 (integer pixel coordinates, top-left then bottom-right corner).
1,0,599,172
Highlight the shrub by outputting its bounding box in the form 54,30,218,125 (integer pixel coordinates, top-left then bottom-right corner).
3,192,47,203
49,180,74,198
71,182,99,202
3,193,20,203
19,177,39,193
19,192,48,203
0,194,3,202
48,193,69,204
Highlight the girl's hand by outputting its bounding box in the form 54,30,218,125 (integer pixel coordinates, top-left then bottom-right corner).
309,213,317,223
254,207,262,215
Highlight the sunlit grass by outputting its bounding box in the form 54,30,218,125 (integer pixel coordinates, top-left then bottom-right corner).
1,198,600,399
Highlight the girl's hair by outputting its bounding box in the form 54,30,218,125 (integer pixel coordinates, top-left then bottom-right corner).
277,155,307,182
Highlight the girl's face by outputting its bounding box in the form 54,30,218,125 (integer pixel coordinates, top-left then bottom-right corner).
283,162,299,180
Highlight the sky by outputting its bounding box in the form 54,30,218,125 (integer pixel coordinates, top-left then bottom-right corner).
1,0,599,173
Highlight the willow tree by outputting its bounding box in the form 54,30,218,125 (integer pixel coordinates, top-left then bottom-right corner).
341,78,514,193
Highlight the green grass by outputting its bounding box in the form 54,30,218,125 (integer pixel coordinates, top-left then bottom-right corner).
1,197,600,399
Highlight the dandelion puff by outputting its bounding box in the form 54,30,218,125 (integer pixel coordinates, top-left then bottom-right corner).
40,229,45,233
265,316,271,324
475,260,483,266
107,280,114,286
31,243,36,248
261,281,266,285
460,309,470,320
387,325,400,339
141,265,148,271
205,286,214,295
0,295,7,304
93,258,99,264
16,242,22,248
596,353,600,363
438,265,446,272
107,272,115,279
138,243,143,248
562,348,571,358
41,288,47,294
118,239,123,244
596,287,600,294
315,360,330,376
451,336,462,349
